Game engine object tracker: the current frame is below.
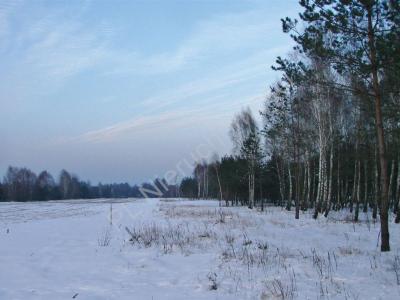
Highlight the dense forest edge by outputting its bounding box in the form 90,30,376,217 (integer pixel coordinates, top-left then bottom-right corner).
182,0,400,253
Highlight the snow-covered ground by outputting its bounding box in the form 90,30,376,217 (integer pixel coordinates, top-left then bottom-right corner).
0,198,399,299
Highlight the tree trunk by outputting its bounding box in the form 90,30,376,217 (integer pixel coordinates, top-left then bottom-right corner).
197,178,201,199
337,151,341,211
323,158,328,212
302,157,309,210
306,157,311,210
395,157,400,223
276,157,285,207
215,166,223,207
295,149,300,219
351,159,357,213
373,146,379,220
389,160,395,208
355,160,361,222
367,5,390,251
248,159,255,209
343,178,348,210
363,160,368,213
287,163,292,211
295,164,300,219
395,157,400,211
325,136,334,217
314,143,324,219
310,159,315,209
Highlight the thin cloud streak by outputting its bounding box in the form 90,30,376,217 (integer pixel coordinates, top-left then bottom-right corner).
57,93,265,145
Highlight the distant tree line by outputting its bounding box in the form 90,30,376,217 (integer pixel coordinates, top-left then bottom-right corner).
0,166,179,202
179,152,279,208
179,0,400,252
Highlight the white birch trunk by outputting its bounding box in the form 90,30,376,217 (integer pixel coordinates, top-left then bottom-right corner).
363,160,368,213
287,163,292,210
307,158,311,209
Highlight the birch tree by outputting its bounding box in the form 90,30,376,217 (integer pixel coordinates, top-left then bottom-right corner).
230,108,262,209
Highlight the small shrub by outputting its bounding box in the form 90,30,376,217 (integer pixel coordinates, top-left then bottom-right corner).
98,228,112,247
207,272,218,290
265,268,297,300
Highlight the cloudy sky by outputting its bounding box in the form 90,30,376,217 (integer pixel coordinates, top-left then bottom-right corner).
0,0,297,184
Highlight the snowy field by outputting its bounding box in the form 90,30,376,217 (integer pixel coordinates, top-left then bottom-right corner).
0,198,399,300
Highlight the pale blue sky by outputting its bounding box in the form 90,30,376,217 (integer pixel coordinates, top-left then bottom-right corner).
0,0,297,183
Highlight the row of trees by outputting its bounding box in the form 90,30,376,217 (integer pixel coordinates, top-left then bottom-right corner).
180,0,400,252
0,166,180,202
180,153,279,207
179,153,298,211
